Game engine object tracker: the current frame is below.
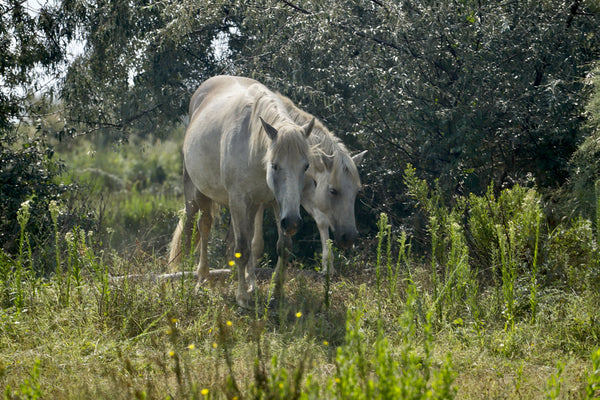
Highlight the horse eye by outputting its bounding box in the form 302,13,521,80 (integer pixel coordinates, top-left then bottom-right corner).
329,187,338,195
271,163,279,171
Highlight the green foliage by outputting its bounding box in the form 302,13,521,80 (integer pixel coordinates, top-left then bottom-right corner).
333,300,456,399
545,217,600,292
585,348,600,399
545,361,565,400
0,0,76,260
0,135,71,258
467,184,544,275
4,359,43,400
0,0,65,130
404,166,479,326
57,134,183,254
569,63,600,218
44,0,600,241
464,183,546,328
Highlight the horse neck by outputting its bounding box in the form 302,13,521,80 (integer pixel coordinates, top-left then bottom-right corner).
254,90,296,130
249,92,299,161
279,96,345,156
276,93,356,180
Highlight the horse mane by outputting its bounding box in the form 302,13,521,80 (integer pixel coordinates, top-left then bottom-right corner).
277,93,362,188
249,86,310,166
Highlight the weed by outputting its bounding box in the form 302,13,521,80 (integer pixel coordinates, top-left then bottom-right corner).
14,200,33,309
544,361,564,400
585,348,600,399
3,142,600,399
3,359,43,400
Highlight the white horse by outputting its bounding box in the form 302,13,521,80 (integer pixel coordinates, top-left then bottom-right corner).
169,76,313,308
249,94,366,276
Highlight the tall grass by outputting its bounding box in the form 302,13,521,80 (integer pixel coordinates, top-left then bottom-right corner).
14,200,33,309
2,204,599,399
585,348,600,399
3,149,600,398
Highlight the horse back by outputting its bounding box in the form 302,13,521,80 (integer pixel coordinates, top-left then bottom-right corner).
183,76,272,205
189,76,261,118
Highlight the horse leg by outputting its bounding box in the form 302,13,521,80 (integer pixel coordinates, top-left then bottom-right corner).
247,205,264,294
302,199,334,274
196,193,213,280
230,197,258,309
182,167,201,264
272,203,292,301
317,217,334,275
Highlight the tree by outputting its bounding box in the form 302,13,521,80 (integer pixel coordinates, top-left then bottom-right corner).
208,0,598,236
58,0,247,138
568,61,600,218
0,0,72,254
17,0,600,242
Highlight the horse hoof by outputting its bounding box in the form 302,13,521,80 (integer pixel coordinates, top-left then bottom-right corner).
236,296,254,311
236,306,252,316
268,296,287,311
195,278,208,293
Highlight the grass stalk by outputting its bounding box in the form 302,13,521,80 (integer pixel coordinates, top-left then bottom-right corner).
496,224,516,331
530,211,541,324
15,200,32,309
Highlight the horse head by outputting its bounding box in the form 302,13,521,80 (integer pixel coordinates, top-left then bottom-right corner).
312,149,366,248
261,117,314,235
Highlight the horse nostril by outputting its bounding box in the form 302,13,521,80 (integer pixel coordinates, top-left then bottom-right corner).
339,229,358,248
341,233,350,244
281,216,301,235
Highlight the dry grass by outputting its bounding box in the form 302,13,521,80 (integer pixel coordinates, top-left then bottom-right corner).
1,258,598,399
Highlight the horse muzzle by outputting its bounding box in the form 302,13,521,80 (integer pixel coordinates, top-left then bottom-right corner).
281,214,302,236
334,227,358,249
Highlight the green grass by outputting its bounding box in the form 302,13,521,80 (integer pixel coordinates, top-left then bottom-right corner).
0,253,598,399
1,141,599,399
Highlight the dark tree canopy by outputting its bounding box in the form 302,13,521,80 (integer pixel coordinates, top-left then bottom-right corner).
2,0,600,248
1,0,72,252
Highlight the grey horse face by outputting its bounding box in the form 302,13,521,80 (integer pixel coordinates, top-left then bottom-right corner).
314,151,366,248
262,118,313,235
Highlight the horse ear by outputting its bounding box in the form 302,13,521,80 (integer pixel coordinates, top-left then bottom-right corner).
260,117,278,141
302,118,315,137
323,153,334,170
352,150,367,166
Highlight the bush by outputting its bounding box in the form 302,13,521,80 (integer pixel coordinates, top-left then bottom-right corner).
0,134,71,262
467,183,544,281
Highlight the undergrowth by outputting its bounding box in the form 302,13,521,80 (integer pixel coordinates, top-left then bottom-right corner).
1,160,600,398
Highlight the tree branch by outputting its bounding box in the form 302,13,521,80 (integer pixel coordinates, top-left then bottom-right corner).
336,23,402,52
66,104,163,137
278,0,311,15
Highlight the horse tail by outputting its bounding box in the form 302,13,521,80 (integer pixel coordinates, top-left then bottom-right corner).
168,217,185,271
168,210,204,272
